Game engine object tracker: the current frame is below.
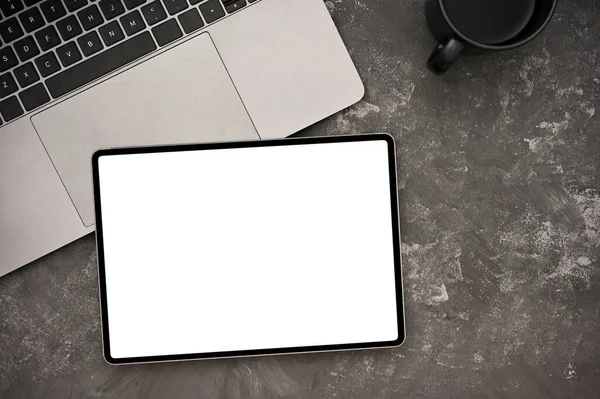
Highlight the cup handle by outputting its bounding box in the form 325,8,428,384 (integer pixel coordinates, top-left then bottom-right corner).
426,37,464,75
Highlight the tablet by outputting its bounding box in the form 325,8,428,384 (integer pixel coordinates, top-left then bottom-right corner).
93,133,404,364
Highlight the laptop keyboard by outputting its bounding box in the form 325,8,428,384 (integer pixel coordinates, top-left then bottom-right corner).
0,0,257,125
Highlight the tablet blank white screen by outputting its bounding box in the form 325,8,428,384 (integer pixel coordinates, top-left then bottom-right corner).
98,140,398,359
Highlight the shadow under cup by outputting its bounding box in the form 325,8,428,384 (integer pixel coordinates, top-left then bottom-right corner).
425,0,557,74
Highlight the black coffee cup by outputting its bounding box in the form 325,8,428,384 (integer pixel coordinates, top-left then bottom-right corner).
425,0,557,74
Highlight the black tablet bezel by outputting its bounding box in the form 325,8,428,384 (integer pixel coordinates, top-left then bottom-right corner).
92,133,405,364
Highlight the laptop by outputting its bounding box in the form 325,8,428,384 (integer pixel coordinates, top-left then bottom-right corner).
0,0,364,276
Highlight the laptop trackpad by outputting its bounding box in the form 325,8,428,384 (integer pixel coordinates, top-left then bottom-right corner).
33,33,258,227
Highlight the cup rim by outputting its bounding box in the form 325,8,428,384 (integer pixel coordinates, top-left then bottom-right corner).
437,0,558,50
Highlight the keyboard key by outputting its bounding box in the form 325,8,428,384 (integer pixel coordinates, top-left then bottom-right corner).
0,96,24,122
99,20,124,46
47,31,156,98
123,0,145,9
78,4,104,30
19,7,45,33
178,8,203,34
100,0,125,20
56,15,83,41
14,36,40,62
64,0,88,12
35,51,61,77
24,0,44,6
56,41,82,67
0,17,24,44
223,0,245,14
120,10,145,36
0,0,24,17
141,1,166,26
14,62,39,88
19,83,50,111
162,0,187,16
151,18,181,46
199,0,225,24
0,73,18,98
78,31,104,56
0,47,19,72
35,25,61,51
40,0,67,23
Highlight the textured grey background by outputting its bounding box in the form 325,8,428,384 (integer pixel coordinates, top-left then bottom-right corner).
1,0,599,398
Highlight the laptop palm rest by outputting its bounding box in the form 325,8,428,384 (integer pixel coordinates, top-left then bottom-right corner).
32,33,258,227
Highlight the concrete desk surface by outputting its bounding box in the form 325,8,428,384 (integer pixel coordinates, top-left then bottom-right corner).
1,0,599,398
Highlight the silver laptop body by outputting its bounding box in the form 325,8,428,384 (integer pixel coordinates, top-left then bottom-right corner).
0,0,364,276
